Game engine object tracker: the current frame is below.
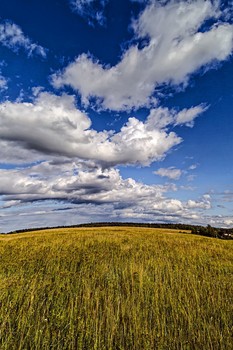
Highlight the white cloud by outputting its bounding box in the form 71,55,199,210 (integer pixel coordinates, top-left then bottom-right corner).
154,167,182,180
0,160,214,232
186,197,211,210
175,105,208,127
0,21,47,58
0,90,211,232
221,219,233,227
0,75,7,90
189,164,198,170
180,185,195,191
187,174,197,182
52,0,233,111
69,0,108,26
0,92,188,167
0,162,174,206
147,104,206,129
154,160,200,181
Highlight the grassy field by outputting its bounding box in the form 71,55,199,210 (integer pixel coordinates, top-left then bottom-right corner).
0,227,232,350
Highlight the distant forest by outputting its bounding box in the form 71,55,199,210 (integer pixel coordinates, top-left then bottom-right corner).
2,222,233,240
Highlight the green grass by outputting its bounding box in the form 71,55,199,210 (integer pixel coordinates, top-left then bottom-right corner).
0,227,232,349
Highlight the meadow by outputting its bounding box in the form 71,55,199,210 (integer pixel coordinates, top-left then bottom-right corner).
0,227,232,349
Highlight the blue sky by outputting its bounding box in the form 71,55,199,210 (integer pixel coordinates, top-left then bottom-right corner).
0,0,233,232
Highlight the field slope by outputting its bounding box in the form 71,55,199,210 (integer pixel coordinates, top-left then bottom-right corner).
0,227,232,349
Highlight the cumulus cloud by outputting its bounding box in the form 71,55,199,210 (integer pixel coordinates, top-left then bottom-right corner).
69,0,108,26
0,160,214,232
0,89,210,232
186,196,211,210
0,21,47,58
52,0,233,111
154,167,182,180
0,92,204,167
0,162,174,208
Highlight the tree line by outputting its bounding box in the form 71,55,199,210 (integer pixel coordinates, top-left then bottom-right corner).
2,222,232,239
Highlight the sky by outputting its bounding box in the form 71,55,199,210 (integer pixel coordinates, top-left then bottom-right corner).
0,0,233,232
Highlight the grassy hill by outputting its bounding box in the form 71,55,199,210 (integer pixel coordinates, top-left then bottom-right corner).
0,227,232,349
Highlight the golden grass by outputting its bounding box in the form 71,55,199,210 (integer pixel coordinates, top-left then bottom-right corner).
0,227,232,349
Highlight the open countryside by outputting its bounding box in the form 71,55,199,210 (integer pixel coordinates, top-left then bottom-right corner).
0,226,232,349
1,1,233,348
